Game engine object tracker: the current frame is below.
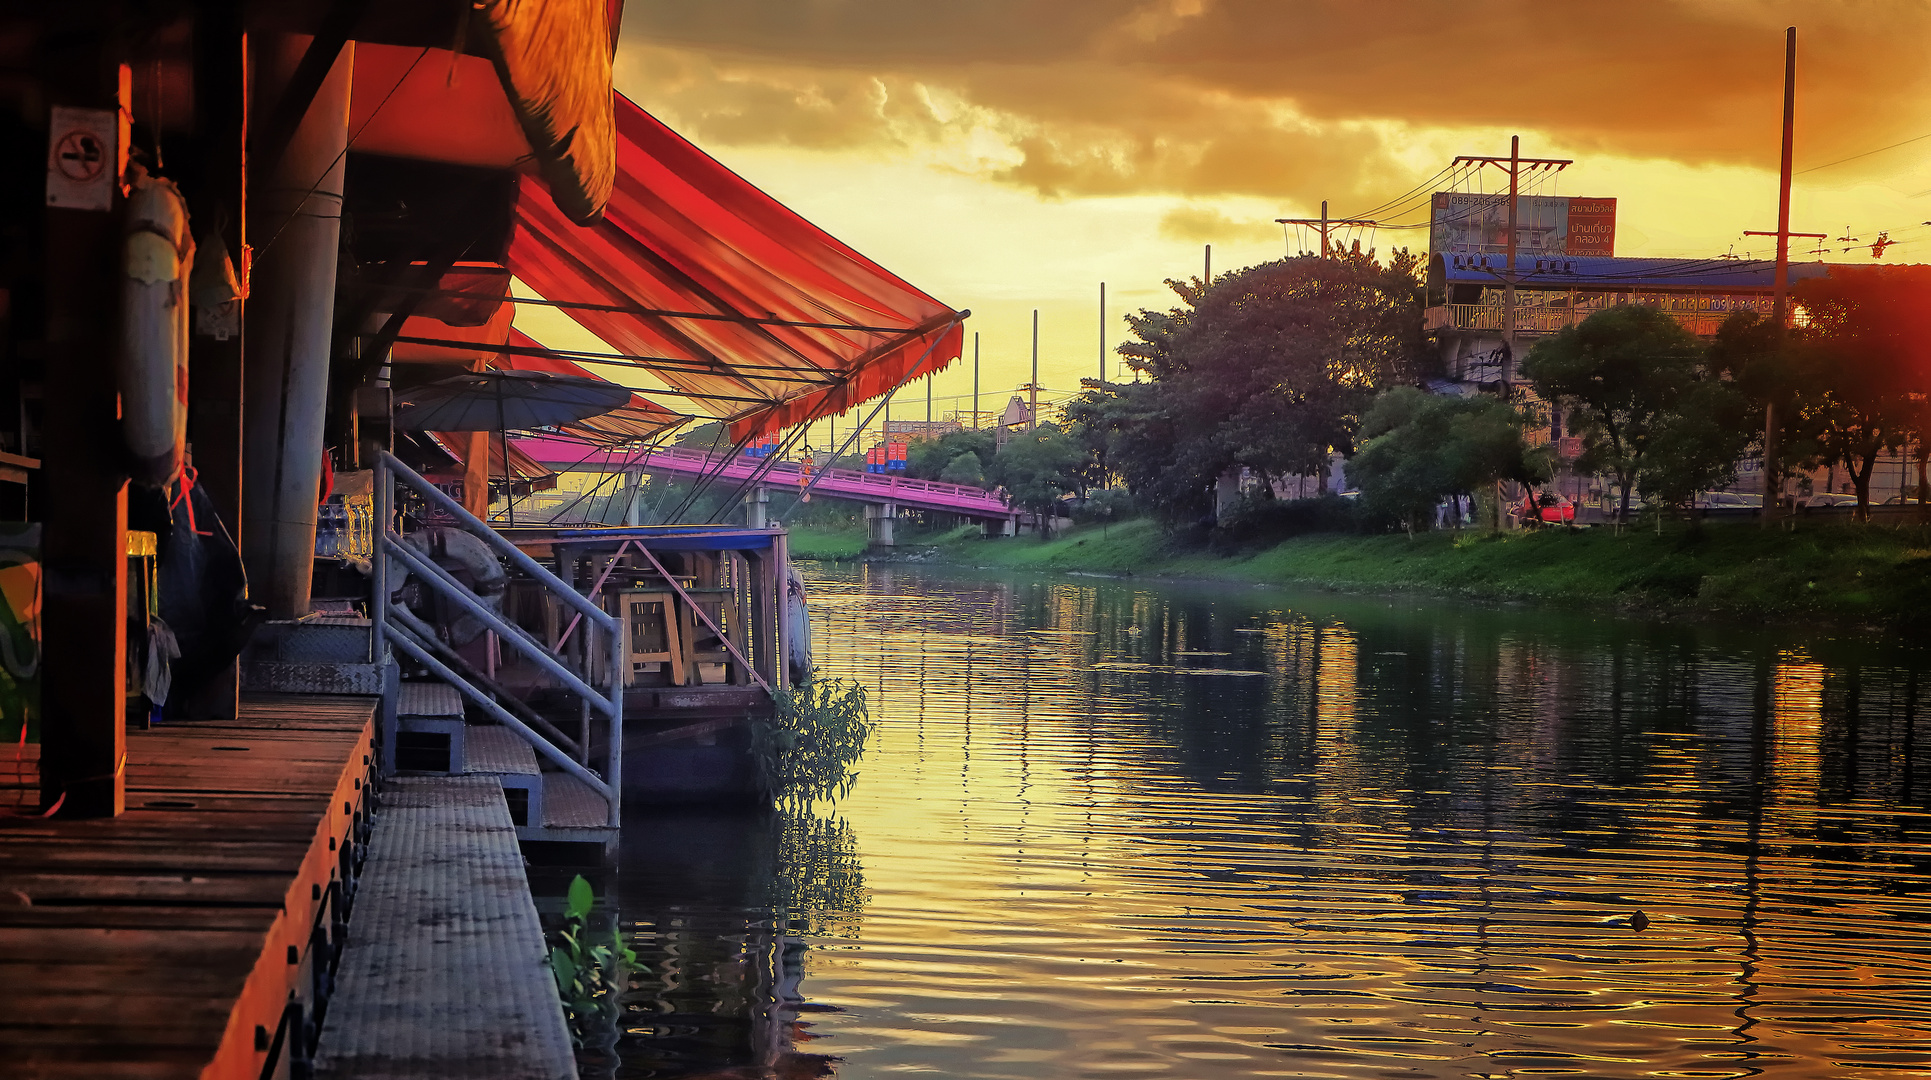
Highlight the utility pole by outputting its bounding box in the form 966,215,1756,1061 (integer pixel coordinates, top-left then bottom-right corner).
1030,308,1039,430
1203,245,1211,285
926,368,932,426
1743,26,1804,527
972,331,980,429
1099,281,1106,385
1453,139,1573,378
1275,199,1378,258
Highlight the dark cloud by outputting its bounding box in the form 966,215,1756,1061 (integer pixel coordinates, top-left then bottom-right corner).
616,0,1931,205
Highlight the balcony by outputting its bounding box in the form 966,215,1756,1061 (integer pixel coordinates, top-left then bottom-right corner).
1427,292,1781,338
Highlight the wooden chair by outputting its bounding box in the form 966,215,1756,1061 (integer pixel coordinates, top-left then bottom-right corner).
618,590,685,686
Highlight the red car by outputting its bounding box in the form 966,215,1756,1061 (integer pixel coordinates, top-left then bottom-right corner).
1517,491,1576,525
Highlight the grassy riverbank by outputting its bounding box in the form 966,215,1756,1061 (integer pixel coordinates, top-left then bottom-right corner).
846,518,1931,627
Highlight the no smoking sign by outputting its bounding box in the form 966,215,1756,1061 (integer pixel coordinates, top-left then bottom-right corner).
46,105,117,211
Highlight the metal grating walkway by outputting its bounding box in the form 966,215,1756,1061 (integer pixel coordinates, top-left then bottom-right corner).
314,776,576,1080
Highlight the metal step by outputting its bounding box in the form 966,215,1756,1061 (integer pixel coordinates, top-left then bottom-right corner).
515,771,617,849
462,726,540,776
394,682,468,775
397,681,464,720
463,726,543,829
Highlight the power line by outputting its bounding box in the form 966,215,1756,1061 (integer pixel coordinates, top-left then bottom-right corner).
1798,129,1931,175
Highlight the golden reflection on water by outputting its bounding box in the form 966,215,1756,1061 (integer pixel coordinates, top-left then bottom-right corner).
1772,652,1826,804
622,565,1931,1080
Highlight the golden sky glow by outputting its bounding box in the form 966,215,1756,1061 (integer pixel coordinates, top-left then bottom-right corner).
552,1,1931,433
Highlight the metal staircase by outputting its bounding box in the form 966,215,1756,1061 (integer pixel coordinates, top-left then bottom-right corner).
373,451,625,849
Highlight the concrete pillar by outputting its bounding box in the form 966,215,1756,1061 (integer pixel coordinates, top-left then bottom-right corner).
866,501,896,546
623,469,643,526
241,36,353,618
744,485,768,529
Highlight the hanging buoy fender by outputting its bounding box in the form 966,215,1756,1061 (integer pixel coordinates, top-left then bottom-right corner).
785,565,813,684
118,167,195,486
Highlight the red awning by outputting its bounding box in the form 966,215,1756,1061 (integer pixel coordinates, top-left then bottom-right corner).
488,329,689,444
507,94,966,442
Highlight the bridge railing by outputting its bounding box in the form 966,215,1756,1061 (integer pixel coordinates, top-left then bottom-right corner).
645,447,1007,506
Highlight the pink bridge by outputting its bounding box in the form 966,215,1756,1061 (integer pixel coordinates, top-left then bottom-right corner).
516,438,1014,520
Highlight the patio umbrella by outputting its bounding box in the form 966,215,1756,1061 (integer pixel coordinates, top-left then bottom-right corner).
393,370,633,524
393,369,632,432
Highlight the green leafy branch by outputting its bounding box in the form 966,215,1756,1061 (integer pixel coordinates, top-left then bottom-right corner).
752,677,874,811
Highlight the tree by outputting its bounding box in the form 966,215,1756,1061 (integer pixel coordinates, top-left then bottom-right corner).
1786,266,1931,520
1080,249,1428,525
938,451,984,485
906,428,994,481
1349,387,1548,534
1708,310,1808,507
1520,305,1706,524
989,423,1087,535
1634,378,1754,520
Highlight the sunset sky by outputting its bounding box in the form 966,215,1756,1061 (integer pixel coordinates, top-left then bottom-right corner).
553,1,1931,433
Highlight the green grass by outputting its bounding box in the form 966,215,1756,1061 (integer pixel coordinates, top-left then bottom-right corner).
786,525,869,560
918,518,1931,627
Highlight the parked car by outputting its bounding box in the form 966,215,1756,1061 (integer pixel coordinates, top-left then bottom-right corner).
1882,494,1927,506
1696,491,1762,509
1516,491,1575,525
1807,493,1862,508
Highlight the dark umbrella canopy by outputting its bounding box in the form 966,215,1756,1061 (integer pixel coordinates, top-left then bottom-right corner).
392,370,633,432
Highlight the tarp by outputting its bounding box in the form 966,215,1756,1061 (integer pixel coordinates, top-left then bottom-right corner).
340,0,616,222
508,93,966,443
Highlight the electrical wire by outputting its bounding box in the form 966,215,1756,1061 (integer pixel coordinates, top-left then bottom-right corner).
1798,130,1931,175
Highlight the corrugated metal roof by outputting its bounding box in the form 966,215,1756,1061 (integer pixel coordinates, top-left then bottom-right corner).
1437,254,1854,291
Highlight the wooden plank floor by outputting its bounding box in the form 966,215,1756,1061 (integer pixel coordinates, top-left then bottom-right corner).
315,776,576,1080
0,693,378,1080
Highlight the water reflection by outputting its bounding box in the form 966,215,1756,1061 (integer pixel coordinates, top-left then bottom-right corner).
611,563,1931,1079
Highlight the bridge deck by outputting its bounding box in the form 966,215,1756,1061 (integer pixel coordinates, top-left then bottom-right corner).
517,438,1012,517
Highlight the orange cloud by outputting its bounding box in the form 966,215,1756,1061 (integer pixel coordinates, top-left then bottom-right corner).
618,0,1931,207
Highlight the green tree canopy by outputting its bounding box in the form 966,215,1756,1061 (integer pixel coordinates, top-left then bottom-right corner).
1785,267,1931,518
988,423,1087,532
1077,250,1427,526
1520,305,1707,523
1349,387,1548,533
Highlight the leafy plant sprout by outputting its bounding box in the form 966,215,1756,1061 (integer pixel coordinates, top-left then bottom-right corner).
548,874,636,1049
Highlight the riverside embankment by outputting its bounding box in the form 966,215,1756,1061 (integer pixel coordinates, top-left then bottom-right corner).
790,518,1931,628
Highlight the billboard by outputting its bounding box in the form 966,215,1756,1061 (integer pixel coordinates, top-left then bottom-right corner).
1430,193,1616,257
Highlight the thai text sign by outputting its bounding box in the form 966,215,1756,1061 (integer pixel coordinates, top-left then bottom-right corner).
1431,193,1617,257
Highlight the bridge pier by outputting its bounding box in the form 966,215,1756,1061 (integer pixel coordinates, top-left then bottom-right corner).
744,486,769,529
866,501,898,547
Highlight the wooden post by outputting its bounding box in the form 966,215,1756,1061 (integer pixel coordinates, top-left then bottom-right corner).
40,54,130,817
181,2,247,721
461,430,490,519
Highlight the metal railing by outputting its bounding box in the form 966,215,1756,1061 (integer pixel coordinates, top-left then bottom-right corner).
376,451,624,827
1431,294,1784,337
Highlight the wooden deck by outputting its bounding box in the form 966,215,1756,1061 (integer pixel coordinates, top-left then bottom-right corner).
0,693,378,1079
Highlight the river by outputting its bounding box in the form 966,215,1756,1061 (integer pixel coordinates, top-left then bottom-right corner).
603,561,1931,1079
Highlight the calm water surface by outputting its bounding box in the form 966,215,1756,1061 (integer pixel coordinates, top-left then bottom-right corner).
607,563,1931,1079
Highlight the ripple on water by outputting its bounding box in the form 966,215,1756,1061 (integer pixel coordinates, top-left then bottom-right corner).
612,563,1931,1080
